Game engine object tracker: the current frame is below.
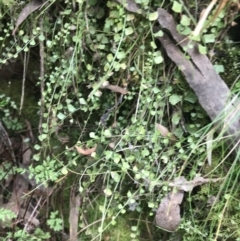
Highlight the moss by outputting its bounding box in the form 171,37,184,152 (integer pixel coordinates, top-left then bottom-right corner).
215,42,240,90
102,216,136,241
0,78,39,129
79,195,141,241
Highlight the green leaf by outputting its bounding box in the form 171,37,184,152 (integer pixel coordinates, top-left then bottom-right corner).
180,15,191,26
224,194,231,200
116,22,123,31
172,1,182,13
154,55,163,64
107,53,113,62
149,11,158,21
104,188,112,196
67,104,76,113
172,112,181,125
152,87,160,93
114,33,121,42
34,144,41,150
111,171,121,182
101,36,108,44
97,44,105,49
33,154,40,161
198,44,207,54
151,41,157,49
22,35,29,43
116,51,126,60
57,112,66,120
126,14,135,21
30,39,36,46
203,34,215,43
141,149,150,157
153,50,163,64
131,226,138,232
61,166,68,175
176,25,191,35
18,30,24,36
125,27,134,35
153,30,164,37
0,208,17,221
38,134,47,141
148,202,155,208
38,34,45,41
86,64,92,71
169,94,182,105
127,190,132,198
120,63,127,69
98,227,104,233
89,132,97,139
113,153,121,164
214,64,224,73
16,45,22,52
184,92,197,103
47,211,63,231
104,129,112,137
79,98,87,105
42,123,48,129
72,35,78,42
122,161,130,171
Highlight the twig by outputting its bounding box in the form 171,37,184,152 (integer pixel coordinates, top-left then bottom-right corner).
69,187,81,241
0,121,17,165
192,0,217,36
24,195,42,232
39,16,45,134
19,52,29,115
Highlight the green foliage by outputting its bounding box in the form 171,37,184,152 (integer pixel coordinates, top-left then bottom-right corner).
0,208,16,226
5,228,50,241
0,0,14,6
0,94,23,131
0,0,239,240
29,157,61,184
216,40,240,92
172,1,182,13
79,195,141,241
47,211,63,232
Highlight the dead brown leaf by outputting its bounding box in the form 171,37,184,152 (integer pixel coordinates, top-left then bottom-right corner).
75,145,96,155
155,123,177,141
169,176,223,192
155,190,184,231
156,123,170,137
105,85,128,95
114,0,142,14
155,176,223,231
100,82,128,95
12,0,44,35
109,142,116,149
